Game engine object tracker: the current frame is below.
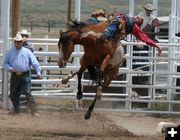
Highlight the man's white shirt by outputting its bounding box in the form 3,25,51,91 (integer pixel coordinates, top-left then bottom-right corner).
138,10,156,29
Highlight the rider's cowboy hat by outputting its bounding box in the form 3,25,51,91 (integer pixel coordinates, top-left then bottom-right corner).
20,29,31,37
91,9,105,17
143,3,156,11
13,32,24,41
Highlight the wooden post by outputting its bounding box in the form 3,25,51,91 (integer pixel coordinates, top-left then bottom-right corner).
48,19,50,32
11,0,21,37
67,0,72,22
30,21,33,31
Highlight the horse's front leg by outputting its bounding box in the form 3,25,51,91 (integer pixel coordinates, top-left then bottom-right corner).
76,57,88,100
76,69,83,100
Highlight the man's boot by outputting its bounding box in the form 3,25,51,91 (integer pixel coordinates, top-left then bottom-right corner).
26,96,38,116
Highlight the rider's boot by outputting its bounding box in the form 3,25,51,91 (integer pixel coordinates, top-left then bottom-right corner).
96,22,118,43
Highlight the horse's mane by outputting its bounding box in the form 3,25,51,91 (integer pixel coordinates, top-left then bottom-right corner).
66,19,108,35
66,19,86,30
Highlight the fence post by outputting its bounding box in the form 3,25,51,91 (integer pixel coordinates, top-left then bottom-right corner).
30,21,33,31
1,0,10,110
48,19,51,32
42,35,49,91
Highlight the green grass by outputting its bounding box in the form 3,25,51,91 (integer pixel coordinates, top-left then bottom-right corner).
19,0,172,38
152,96,180,112
172,95,180,111
20,0,171,30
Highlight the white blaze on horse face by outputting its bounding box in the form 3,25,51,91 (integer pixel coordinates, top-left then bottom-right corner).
59,47,64,59
81,31,102,38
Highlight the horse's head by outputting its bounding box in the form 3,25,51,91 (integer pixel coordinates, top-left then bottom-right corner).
57,30,75,68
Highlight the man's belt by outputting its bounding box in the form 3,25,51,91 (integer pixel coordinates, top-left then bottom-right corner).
12,71,29,76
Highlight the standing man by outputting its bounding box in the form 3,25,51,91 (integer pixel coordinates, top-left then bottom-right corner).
133,3,160,83
137,3,159,32
3,32,41,116
133,3,159,70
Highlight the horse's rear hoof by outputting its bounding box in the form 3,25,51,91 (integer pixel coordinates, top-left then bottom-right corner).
84,111,91,120
96,86,102,100
96,95,102,101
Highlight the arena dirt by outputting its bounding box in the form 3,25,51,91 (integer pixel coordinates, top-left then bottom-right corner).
0,108,179,140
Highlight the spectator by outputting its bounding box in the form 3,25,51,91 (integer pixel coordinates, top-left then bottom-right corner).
3,32,41,116
20,29,34,53
132,3,160,84
137,3,159,32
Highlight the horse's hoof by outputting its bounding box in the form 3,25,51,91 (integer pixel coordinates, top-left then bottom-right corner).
84,111,91,120
96,95,102,100
96,87,102,100
72,100,83,109
77,100,83,108
61,77,69,84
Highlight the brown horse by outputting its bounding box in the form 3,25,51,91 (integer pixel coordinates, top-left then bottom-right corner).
58,20,124,119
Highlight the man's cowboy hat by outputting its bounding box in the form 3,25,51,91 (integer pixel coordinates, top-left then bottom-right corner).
20,29,31,36
91,9,105,16
143,3,156,11
13,32,24,41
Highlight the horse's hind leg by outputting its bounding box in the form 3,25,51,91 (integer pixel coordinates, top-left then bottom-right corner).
76,58,88,100
84,96,97,120
84,69,106,119
76,69,83,100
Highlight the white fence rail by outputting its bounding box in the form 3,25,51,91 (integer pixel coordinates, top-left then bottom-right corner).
0,37,180,115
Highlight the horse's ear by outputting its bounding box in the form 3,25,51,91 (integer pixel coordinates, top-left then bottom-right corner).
59,29,63,36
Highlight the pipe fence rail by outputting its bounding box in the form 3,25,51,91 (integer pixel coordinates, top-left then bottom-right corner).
0,36,180,114
1,0,180,114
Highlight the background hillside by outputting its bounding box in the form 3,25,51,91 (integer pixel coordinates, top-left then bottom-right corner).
20,0,171,37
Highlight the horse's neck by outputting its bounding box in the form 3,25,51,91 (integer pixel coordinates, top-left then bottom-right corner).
69,22,108,48
68,31,82,44
76,22,108,45
82,21,108,32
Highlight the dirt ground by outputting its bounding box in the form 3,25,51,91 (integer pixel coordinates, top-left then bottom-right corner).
1,107,180,140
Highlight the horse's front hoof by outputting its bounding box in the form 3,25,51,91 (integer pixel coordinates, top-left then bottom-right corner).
84,110,91,120
61,77,69,84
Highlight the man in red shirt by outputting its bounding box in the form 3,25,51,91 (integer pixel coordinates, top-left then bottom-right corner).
99,13,162,56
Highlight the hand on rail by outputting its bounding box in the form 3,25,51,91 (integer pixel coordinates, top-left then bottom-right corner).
36,74,41,79
135,44,144,49
157,47,162,56
8,67,15,72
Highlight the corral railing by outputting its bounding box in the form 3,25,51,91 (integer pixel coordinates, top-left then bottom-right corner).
0,36,180,114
